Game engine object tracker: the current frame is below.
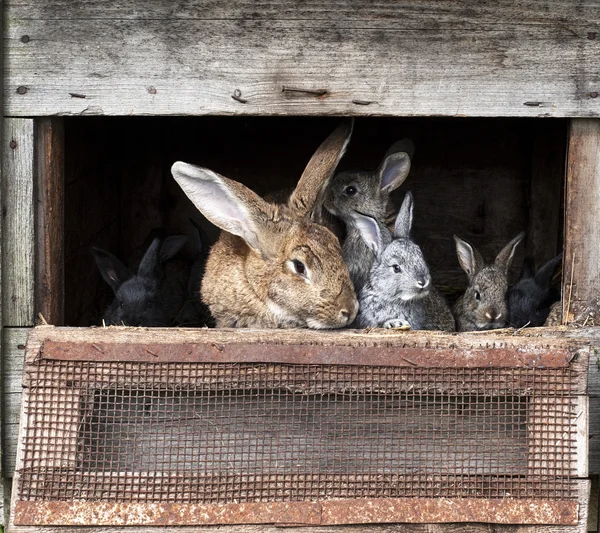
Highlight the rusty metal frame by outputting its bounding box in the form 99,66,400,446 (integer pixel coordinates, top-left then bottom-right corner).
11,327,590,528
14,498,578,526
42,339,577,368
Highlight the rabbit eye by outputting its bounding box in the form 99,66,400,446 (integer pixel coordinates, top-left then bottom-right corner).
393,264,402,274
292,259,306,276
119,301,124,308
474,290,481,301
345,186,357,196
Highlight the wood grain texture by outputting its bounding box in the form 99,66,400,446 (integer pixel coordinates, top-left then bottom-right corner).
2,119,35,326
2,328,27,479
4,1,600,118
563,119,600,323
35,118,65,326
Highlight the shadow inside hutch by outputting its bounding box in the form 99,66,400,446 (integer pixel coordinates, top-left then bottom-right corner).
64,116,567,327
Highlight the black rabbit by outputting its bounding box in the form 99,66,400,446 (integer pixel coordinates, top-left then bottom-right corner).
92,235,187,326
507,254,562,328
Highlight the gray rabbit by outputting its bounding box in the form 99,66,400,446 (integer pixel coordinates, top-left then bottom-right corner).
92,235,187,326
453,232,524,332
354,192,455,331
324,139,413,292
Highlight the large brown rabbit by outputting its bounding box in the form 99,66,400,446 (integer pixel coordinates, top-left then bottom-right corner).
171,121,358,329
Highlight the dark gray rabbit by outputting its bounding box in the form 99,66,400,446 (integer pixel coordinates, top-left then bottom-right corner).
324,139,413,292
177,218,214,327
507,254,562,328
354,192,455,331
453,232,524,332
92,235,187,326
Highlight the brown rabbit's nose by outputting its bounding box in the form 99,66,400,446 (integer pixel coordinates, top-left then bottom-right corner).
339,300,359,325
485,309,502,321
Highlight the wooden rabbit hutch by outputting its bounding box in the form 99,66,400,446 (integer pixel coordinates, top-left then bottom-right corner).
1,1,600,532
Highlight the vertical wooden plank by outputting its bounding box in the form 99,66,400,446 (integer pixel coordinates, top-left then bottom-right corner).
563,119,600,324
0,0,5,526
2,119,35,327
35,118,65,325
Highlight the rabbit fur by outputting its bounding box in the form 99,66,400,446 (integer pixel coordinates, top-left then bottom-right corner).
507,254,562,328
171,120,358,329
354,192,455,331
93,235,188,327
324,139,413,292
453,232,524,331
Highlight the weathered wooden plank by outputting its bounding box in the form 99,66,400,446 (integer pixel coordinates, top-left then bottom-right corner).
563,119,600,323
4,1,600,118
34,119,65,326
1,119,35,326
2,328,27,479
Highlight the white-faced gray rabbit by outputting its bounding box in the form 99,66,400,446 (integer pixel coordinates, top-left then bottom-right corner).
453,232,524,331
92,235,187,326
507,254,562,327
354,192,455,331
324,139,413,292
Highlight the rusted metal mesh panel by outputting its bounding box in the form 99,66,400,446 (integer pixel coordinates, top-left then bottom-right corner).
16,359,579,505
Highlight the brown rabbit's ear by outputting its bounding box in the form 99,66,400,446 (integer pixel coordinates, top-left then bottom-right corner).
454,235,484,280
289,119,353,219
495,231,525,274
171,162,277,257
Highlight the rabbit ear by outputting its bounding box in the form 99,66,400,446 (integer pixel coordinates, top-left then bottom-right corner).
453,236,484,279
394,192,414,238
495,231,525,274
535,253,562,288
161,235,188,263
351,212,385,257
138,238,163,279
384,138,416,160
92,247,132,293
288,119,353,219
172,162,277,257
519,256,535,280
378,151,411,193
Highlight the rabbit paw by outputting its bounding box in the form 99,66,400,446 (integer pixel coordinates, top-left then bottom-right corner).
383,319,411,330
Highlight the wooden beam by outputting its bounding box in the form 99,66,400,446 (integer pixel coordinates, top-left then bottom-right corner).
563,119,600,323
1,119,35,326
34,118,64,325
4,1,600,118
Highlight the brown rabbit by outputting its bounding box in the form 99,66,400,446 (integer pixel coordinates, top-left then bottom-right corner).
171,121,358,329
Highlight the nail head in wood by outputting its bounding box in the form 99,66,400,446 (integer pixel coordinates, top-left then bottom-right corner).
21,35,30,43
16,86,28,94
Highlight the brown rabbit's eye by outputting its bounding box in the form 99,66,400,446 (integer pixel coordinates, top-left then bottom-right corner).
474,290,481,301
393,264,402,274
292,259,306,276
345,186,357,196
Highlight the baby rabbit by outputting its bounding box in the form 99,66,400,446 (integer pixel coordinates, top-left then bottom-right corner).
453,232,524,331
324,139,413,292
507,254,562,327
92,235,187,326
171,120,358,329
354,192,455,331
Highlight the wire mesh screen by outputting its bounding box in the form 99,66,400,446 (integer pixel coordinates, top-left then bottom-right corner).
18,358,579,506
